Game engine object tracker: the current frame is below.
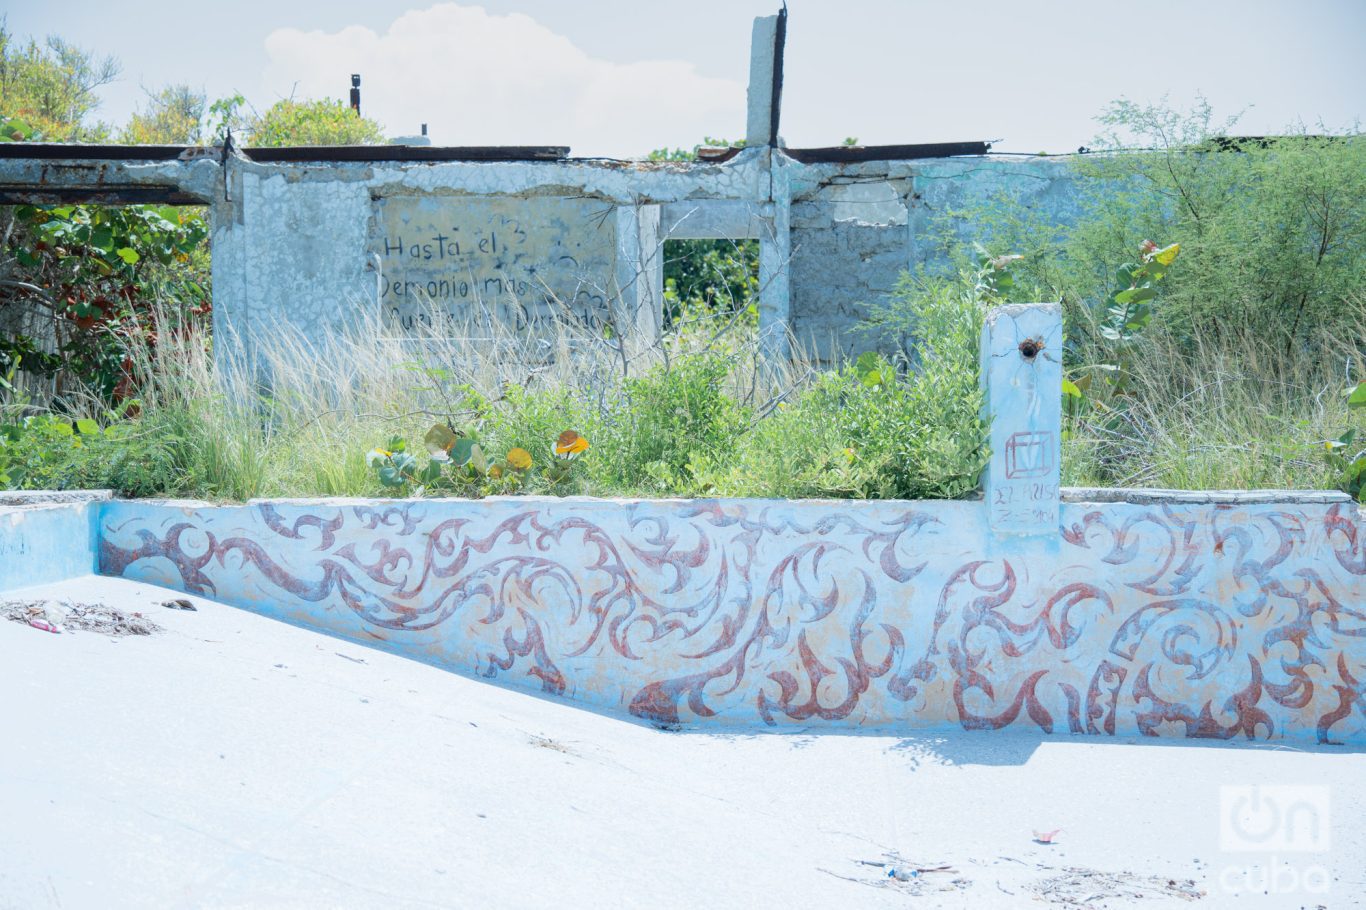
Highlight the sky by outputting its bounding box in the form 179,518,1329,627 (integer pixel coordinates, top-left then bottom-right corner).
4,0,1363,156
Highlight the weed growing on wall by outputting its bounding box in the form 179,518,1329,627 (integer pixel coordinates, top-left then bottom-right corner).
0,260,997,502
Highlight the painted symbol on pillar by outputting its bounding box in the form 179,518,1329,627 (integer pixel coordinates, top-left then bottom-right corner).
1004,431,1055,479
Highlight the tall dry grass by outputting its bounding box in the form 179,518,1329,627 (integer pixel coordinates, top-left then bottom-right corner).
112,296,814,500
8,282,1362,501
1063,312,1366,490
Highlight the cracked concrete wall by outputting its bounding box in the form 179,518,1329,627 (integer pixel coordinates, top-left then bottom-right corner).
909,157,1079,275
0,150,1083,367
789,178,912,364
785,157,1077,364
206,151,774,363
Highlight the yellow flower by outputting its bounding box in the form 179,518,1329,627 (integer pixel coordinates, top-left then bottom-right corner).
554,430,589,457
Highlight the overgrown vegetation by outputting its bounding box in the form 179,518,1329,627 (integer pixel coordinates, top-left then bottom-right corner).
1,31,1363,504
0,24,385,407
928,99,1366,493
650,139,760,330
0,262,997,501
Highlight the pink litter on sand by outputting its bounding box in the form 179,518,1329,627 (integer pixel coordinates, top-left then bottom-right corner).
28,618,60,634
1033,828,1062,844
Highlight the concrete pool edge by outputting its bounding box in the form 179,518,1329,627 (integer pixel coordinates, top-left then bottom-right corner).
64,491,1366,745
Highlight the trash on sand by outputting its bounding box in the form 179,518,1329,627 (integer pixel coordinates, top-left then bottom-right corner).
2,599,162,637
826,856,962,896
1032,828,1062,844
162,599,198,611
1029,866,1203,903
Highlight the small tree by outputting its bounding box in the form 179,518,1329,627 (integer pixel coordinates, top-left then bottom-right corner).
249,98,385,147
0,26,118,140
121,84,206,145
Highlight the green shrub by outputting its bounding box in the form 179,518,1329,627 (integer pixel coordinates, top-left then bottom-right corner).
590,355,749,494
697,271,989,500
0,409,183,497
950,100,1365,361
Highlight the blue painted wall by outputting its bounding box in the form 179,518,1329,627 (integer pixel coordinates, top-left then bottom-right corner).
0,503,99,593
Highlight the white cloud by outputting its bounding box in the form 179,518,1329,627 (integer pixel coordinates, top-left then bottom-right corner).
260,4,745,156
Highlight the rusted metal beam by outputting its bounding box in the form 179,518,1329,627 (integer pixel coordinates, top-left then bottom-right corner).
244,146,570,162
0,143,189,161
769,4,787,148
784,142,991,163
0,143,572,164
695,146,743,163
0,185,204,206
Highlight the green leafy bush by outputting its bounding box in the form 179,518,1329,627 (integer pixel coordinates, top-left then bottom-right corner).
0,406,181,497
591,356,748,494
952,100,1365,360
695,271,989,500
2,201,210,399
1320,382,1366,501
248,98,386,147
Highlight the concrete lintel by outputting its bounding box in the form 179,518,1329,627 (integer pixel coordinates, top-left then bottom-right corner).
232,150,774,207
658,200,766,240
0,156,220,205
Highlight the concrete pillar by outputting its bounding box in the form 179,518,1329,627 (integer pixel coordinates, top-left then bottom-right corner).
635,203,662,342
614,204,663,345
757,153,791,360
746,15,781,147
980,303,1062,536
209,158,252,371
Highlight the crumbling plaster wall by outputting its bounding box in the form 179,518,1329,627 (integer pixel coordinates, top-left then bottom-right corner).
783,156,1077,364
0,150,1084,365
208,151,773,362
909,156,1081,273
206,151,1081,365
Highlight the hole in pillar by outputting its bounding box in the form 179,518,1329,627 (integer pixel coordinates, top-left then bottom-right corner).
1018,336,1044,361
661,238,759,332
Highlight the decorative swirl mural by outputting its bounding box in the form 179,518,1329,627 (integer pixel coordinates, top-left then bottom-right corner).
99,497,1366,743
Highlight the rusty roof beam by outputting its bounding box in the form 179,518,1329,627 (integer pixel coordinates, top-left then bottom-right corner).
0,184,205,206
784,141,991,163
0,143,572,164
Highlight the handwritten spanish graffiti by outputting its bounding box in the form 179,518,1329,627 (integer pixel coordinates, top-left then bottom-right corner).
369,195,618,334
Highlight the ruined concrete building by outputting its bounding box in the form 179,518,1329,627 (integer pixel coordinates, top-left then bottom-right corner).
0,10,1078,365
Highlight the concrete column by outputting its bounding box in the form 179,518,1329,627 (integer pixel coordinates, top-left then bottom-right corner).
635,203,662,342
980,303,1062,536
614,204,663,346
210,160,252,372
757,153,792,360
746,14,780,147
